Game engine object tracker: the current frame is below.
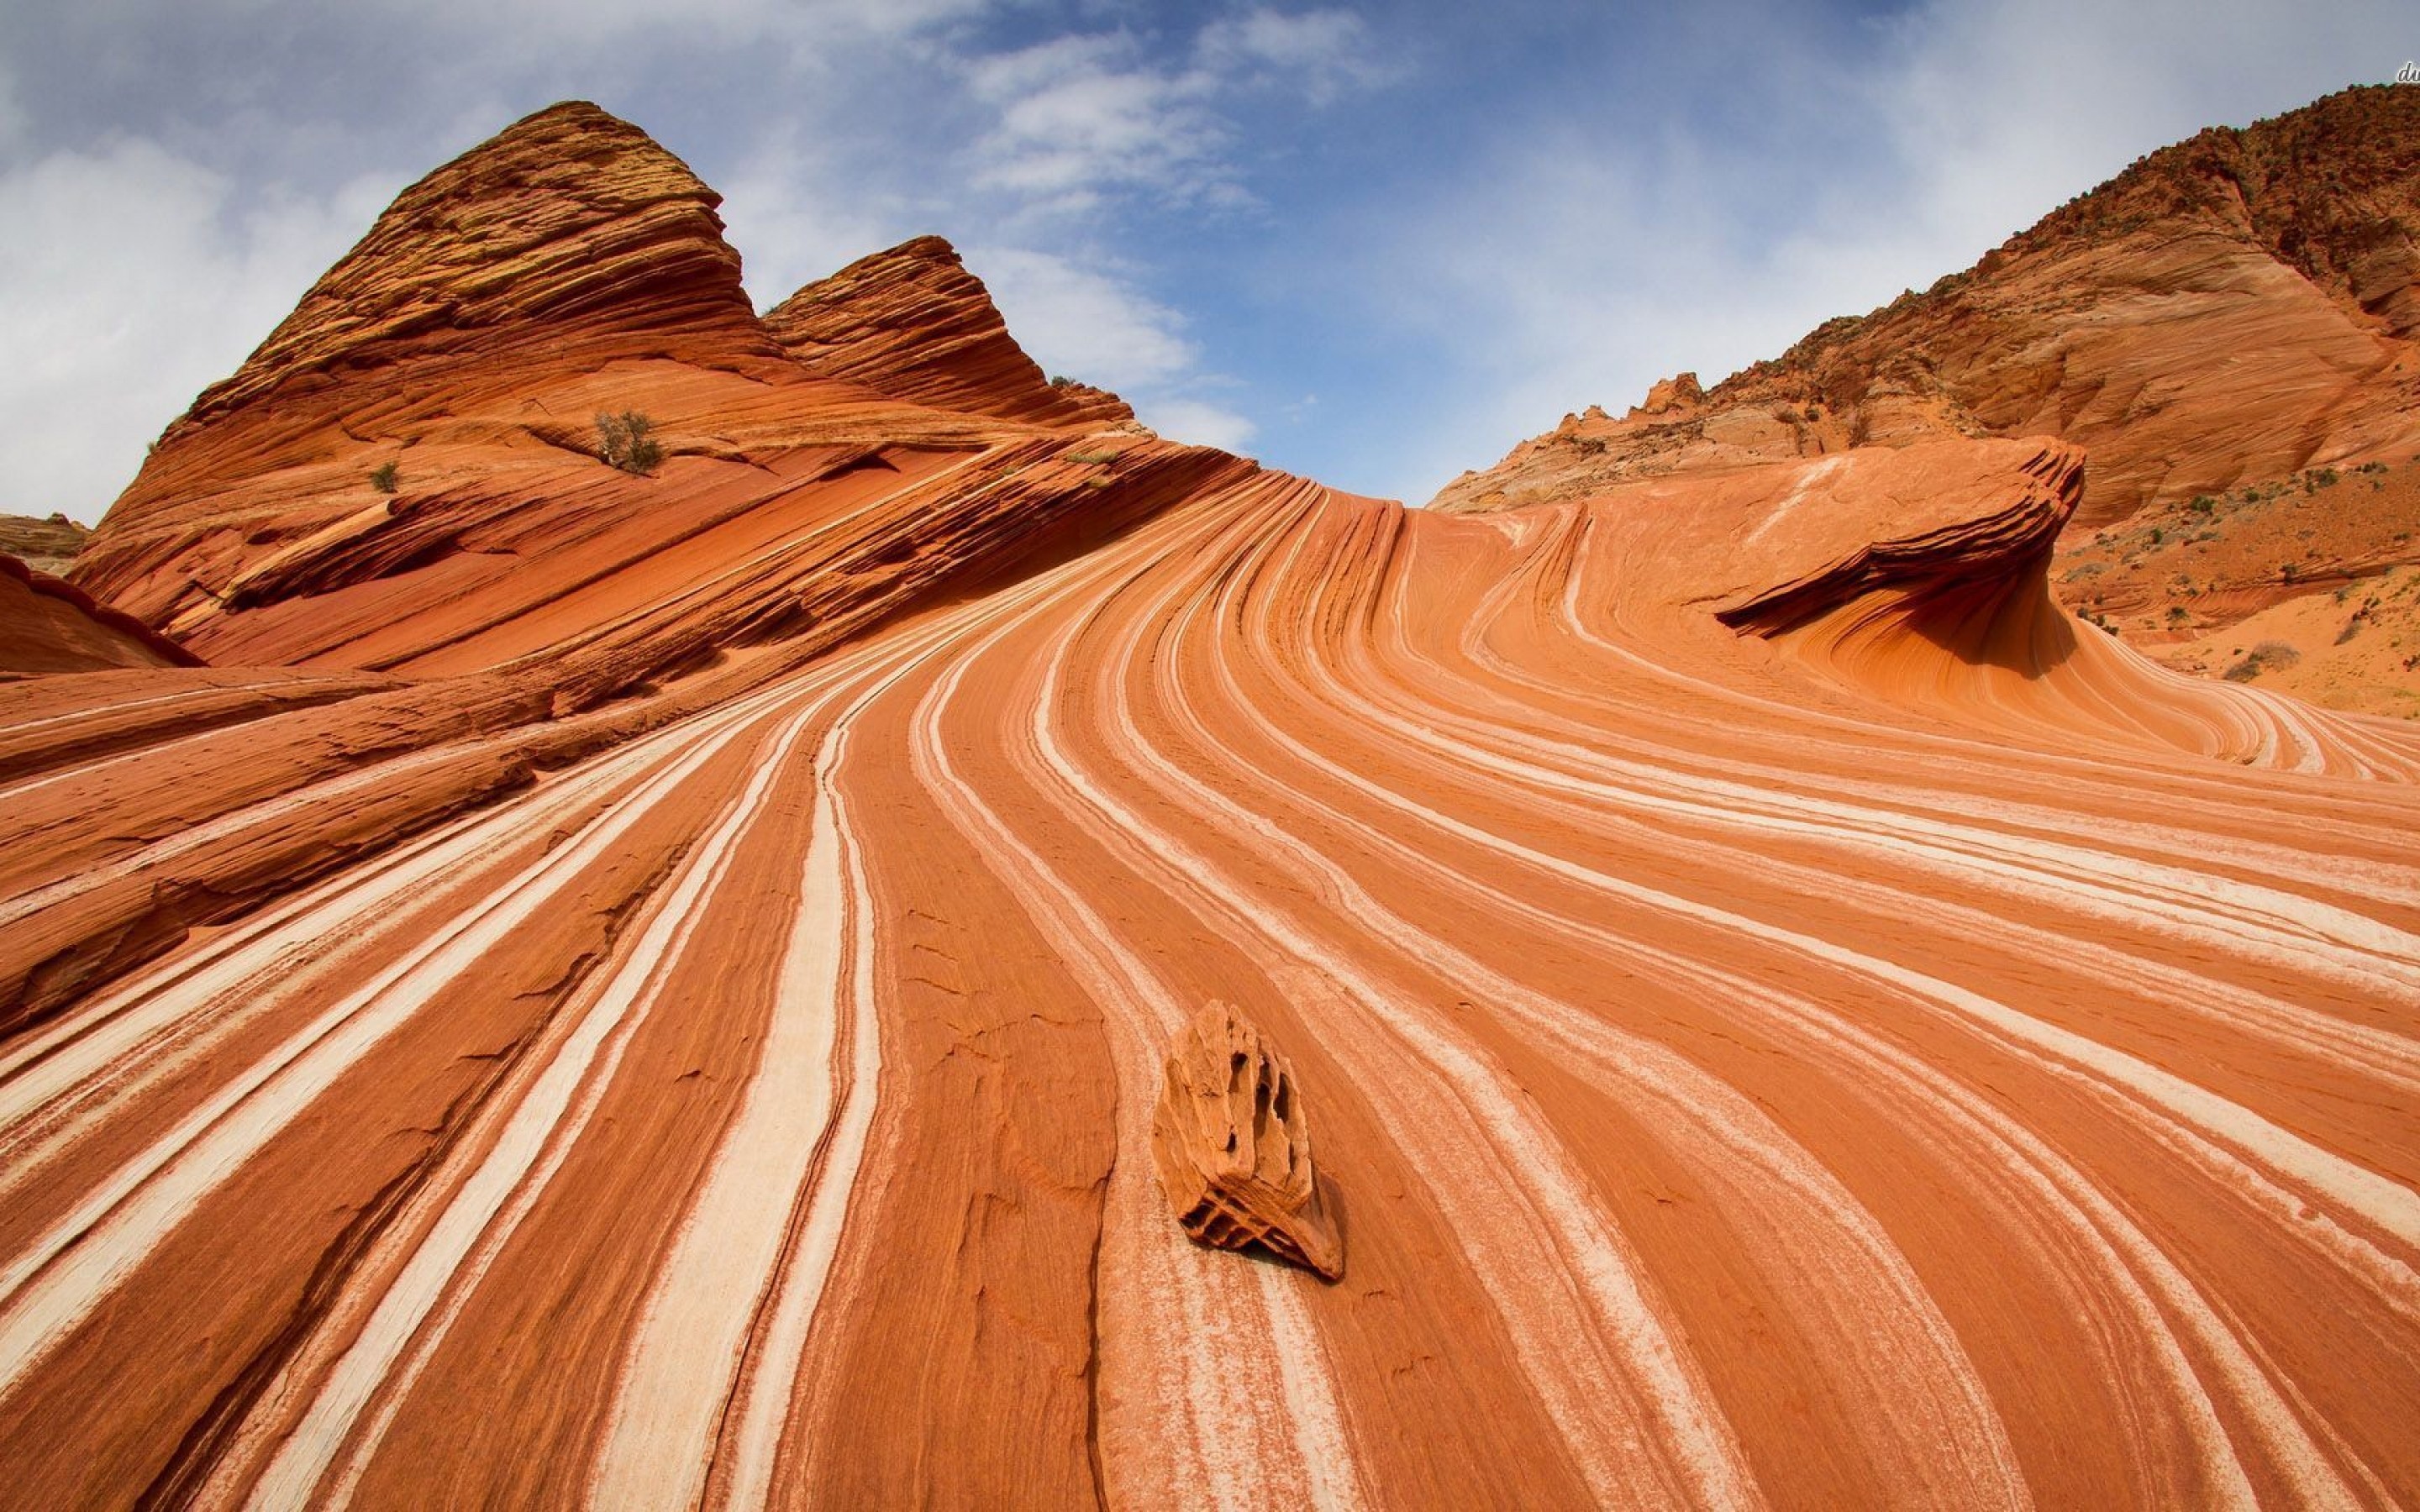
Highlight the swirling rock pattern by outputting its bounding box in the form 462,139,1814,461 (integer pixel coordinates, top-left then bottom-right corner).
1151,1001,1344,1280
3,97,2419,1511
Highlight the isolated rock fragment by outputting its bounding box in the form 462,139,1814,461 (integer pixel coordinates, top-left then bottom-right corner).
1150,1001,1344,1281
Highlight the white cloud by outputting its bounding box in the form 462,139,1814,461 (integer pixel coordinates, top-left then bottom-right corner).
0,138,395,524
1196,8,1396,105
963,9,1396,218
1134,396,1259,454
968,244,1198,386
967,244,1255,452
354,0,983,58
719,124,913,307
965,33,1231,213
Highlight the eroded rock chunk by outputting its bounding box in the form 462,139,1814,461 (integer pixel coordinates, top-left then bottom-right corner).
1150,1002,1343,1281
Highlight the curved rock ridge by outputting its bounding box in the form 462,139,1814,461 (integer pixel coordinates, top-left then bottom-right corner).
765,236,1136,428
1434,84,2420,527
1712,442,2082,633
1150,1000,1344,1279
0,554,202,677
8,96,2420,1512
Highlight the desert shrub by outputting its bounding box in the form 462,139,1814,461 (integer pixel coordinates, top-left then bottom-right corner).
369,461,400,494
2146,527,2163,545
1048,375,1076,389
595,411,663,474
2166,606,2191,623
2223,641,2302,681
2188,495,2216,514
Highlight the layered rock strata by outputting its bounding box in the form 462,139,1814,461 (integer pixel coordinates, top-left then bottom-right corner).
765,236,1134,428
3,92,2418,1512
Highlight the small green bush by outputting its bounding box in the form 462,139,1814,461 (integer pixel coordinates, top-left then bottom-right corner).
369,461,400,494
596,411,663,474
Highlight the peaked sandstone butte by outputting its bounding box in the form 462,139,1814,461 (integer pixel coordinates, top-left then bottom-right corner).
765,235,1135,428
1434,85,2420,528
1150,1001,1344,1280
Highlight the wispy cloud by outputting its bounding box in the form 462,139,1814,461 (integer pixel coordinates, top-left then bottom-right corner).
962,8,1392,219
965,33,1235,214
967,243,1256,449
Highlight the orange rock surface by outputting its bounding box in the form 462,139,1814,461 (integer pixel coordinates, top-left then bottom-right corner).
765,235,1136,428
4,97,2420,1509
0,554,199,677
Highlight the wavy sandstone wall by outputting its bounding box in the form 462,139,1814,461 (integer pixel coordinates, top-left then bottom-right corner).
3,93,2417,1510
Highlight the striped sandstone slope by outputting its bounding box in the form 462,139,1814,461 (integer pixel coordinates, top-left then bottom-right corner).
3,99,2419,1509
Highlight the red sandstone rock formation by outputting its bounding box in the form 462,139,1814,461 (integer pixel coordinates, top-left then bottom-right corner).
1150,1001,1343,1279
0,554,200,677
1435,86,2420,528
4,93,2420,1512
765,235,1135,428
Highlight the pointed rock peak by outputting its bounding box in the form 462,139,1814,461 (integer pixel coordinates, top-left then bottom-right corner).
765,235,1134,428
172,99,760,432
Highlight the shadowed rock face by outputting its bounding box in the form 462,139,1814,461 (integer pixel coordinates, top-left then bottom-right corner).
1435,85,2420,528
1150,1001,1343,1280
0,555,201,677
6,94,2420,1512
765,235,1135,428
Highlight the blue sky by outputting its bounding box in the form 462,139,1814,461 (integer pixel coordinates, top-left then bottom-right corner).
1,0,2409,522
